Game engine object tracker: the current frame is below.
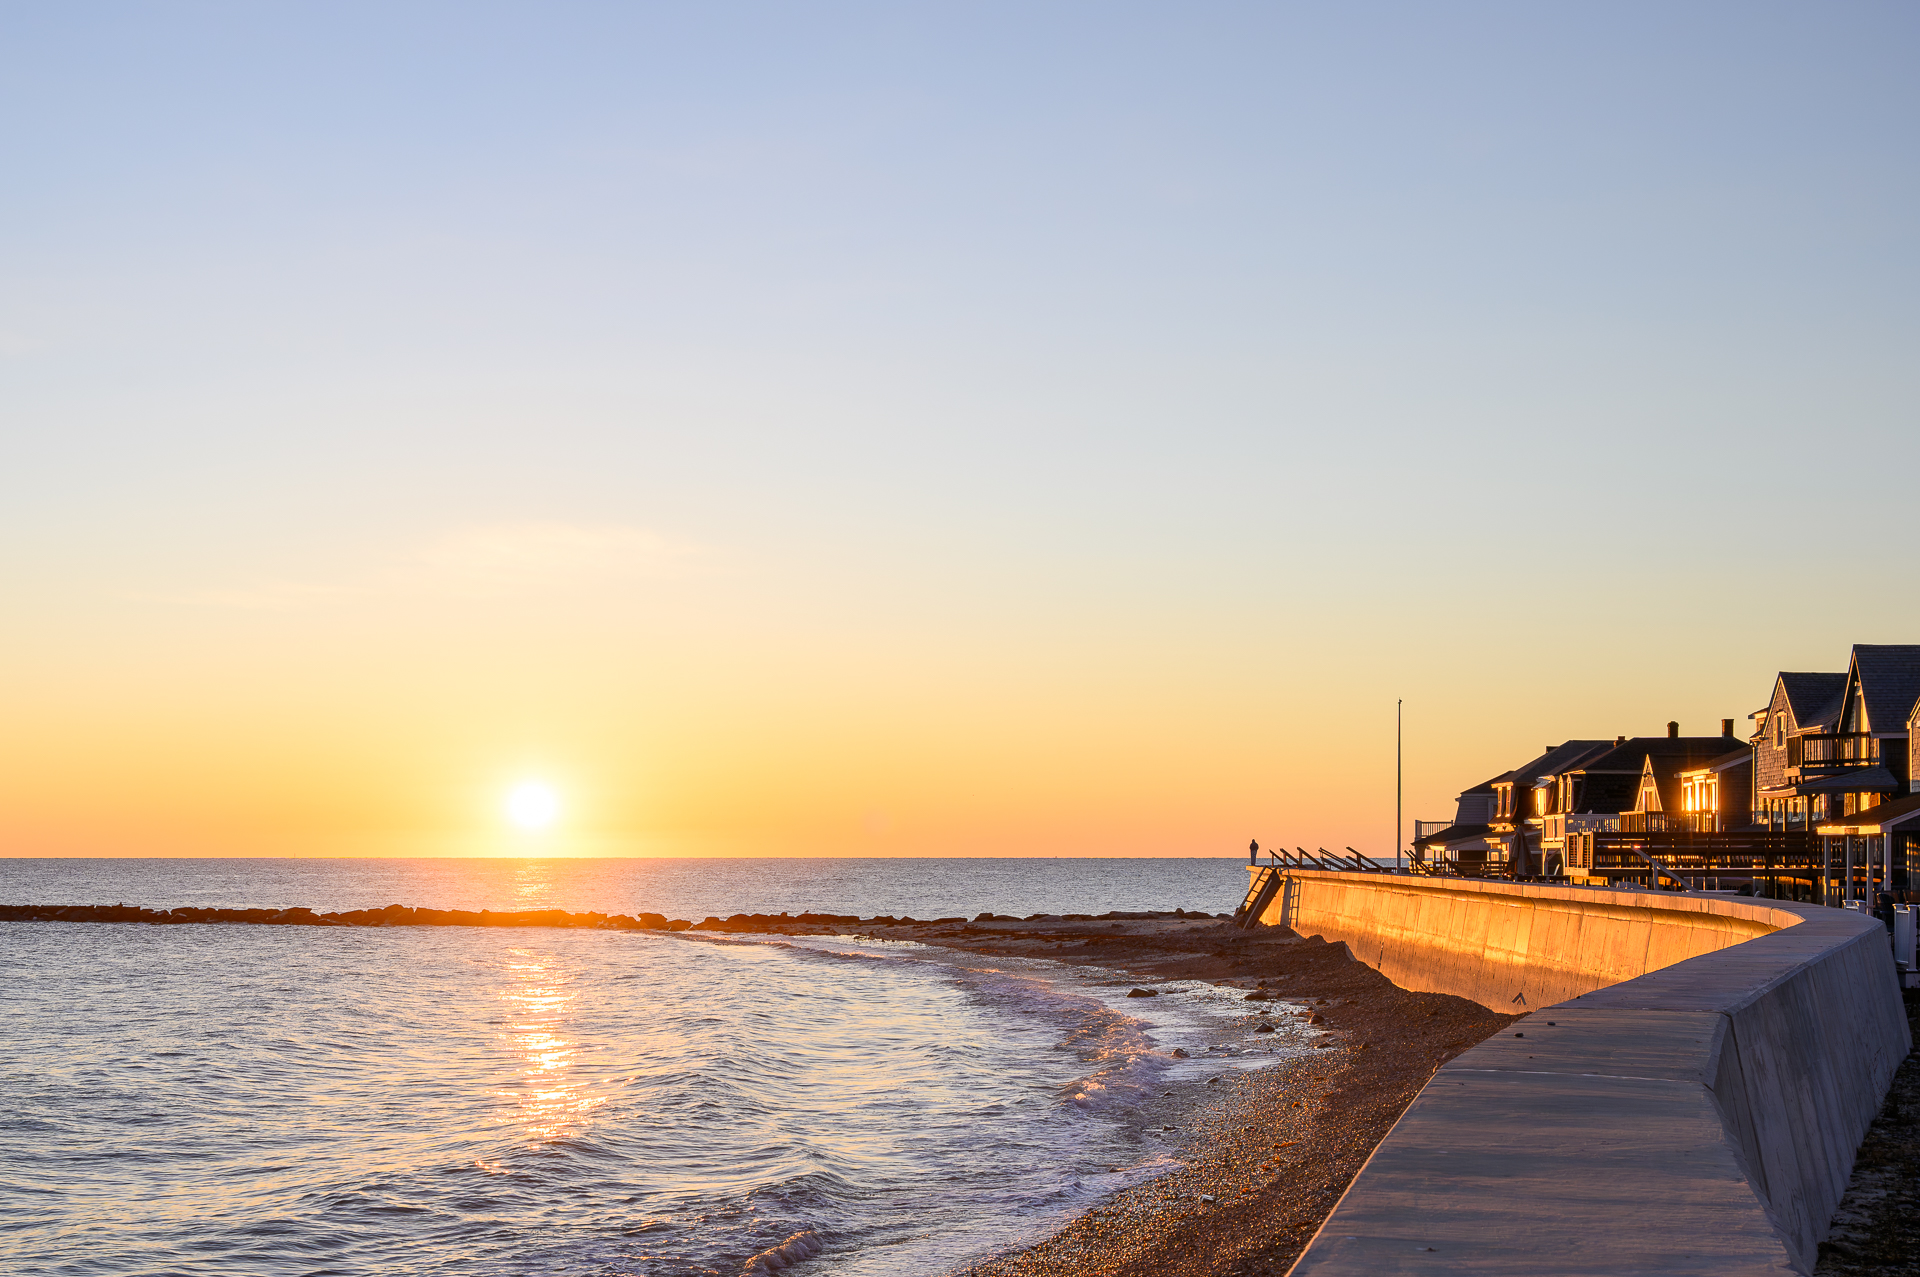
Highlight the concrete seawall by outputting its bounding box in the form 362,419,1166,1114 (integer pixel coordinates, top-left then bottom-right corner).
1253,870,1910,1276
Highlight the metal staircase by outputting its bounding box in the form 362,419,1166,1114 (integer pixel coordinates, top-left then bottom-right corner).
1236,865,1283,928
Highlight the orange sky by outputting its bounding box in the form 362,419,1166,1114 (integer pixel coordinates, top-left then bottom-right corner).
2,522,1890,858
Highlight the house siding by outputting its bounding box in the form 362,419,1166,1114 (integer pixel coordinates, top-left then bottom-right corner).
1754,683,1795,801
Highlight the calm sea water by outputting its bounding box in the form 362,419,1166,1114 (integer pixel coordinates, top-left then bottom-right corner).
1,859,1297,1277
0,857,1247,920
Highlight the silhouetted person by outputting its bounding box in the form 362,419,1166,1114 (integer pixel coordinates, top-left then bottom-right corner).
1249,839,1259,866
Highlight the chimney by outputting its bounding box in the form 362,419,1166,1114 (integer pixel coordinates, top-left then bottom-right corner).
1614,736,1626,748
1667,721,1679,738
1722,718,1734,737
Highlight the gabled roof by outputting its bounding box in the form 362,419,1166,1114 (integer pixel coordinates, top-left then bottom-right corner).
1560,736,1740,776
1776,671,1846,732
1566,774,1638,814
1497,741,1612,787
1679,748,1753,776
1844,645,1920,734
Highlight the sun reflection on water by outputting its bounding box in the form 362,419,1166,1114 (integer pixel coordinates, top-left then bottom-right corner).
496,948,601,1141
513,859,554,909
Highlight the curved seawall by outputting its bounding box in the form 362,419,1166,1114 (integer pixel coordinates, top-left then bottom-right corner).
1252,870,1910,1276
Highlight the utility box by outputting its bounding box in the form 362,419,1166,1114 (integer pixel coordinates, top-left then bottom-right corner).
1895,905,1917,990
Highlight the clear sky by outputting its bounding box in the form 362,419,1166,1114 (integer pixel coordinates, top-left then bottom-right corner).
3,3,1916,858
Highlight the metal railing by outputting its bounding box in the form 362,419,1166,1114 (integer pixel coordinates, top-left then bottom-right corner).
1251,846,1410,875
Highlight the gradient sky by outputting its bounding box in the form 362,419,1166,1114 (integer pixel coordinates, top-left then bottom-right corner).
3,3,1916,858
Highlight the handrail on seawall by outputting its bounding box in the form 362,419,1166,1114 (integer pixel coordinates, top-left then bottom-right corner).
1249,870,1910,1277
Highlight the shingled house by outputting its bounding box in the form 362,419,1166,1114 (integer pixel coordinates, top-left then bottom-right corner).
1411,646,1915,895
1421,731,1741,877
1618,724,1752,830
1484,740,1612,877
1756,646,1920,832
1409,777,1500,870
1550,724,1749,876
1752,670,1847,828
1804,645,1920,903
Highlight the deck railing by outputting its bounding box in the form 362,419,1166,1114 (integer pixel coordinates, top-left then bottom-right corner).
1619,811,1722,834
1788,732,1878,773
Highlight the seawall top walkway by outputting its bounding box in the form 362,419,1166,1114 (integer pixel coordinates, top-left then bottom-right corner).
1253,871,1908,1276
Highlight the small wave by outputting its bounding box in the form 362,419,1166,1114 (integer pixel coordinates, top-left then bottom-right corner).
742,1229,822,1272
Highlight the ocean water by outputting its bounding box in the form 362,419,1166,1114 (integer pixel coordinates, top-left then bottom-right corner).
0,856,1248,920
1,858,1303,1277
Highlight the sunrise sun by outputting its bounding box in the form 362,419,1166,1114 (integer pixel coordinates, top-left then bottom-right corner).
504,780,561,831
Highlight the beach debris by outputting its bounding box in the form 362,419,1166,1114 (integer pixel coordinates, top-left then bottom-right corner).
1198,1194,1216,1203
1513,1032,1524,1038
1126,988,1158,998
1205,1076,1221,1085
742,1230,820,1273
1170,1048,1189,1058
1243,990,1272,1001
1254,1023,1275,1033
1307,1013,1326,1025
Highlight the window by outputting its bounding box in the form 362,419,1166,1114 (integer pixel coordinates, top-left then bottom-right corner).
1775,714,1785,748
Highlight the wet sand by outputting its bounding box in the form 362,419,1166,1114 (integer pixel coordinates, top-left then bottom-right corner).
840,914,1519,1277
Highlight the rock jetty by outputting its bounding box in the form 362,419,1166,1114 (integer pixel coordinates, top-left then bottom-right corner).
0,903,1229,932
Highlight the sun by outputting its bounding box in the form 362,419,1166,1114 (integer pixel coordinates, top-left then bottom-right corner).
505,780,561,831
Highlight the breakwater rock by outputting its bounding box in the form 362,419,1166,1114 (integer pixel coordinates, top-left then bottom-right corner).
0,902,695,930
0,903,1230,933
